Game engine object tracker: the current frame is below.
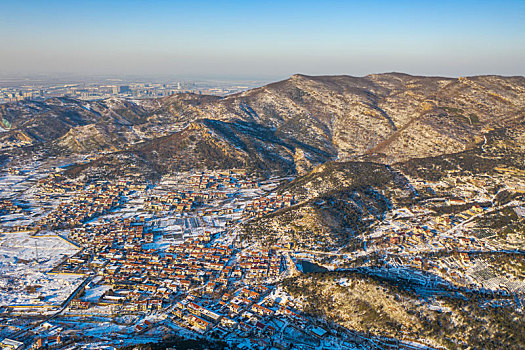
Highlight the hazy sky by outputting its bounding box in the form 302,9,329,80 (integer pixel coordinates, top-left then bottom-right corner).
1,0,524,79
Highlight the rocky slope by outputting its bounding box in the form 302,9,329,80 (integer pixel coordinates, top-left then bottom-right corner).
240,162,408,251
283,270,525,350
1,73,524,177
157,73,525,164
240,122,525,251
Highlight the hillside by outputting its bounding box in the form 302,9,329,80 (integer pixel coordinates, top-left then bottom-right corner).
240,162,407,251
283,270,525,349
239,122,525,252
1,73,524,179
159,73,525,163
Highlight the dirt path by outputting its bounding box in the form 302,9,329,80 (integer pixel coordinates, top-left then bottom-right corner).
366,112,425,155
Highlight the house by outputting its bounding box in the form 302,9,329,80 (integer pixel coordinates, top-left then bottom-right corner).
251,303,274,316
70,299,90,309
309,326,328,338
220,317,237,329
1,338,24,349
186,314,211,332
206,281,217,293
255,321,266,333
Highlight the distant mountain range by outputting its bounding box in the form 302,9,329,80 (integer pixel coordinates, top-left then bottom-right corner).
1,73,524,178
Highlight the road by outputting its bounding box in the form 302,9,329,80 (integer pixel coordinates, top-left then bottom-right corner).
443,200,517,237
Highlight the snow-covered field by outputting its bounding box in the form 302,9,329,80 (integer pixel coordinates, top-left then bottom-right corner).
0,232,82,306
0,175,29,198
82,284,111,302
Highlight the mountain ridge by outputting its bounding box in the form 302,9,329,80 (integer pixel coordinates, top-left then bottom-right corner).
1,73,524,178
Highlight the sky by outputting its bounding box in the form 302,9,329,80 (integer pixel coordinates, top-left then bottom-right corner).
0,0,524,80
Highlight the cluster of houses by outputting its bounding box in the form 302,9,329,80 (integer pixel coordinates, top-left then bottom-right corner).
165,283,329,348
142,173,295,222
36,175,83,196
189,170,258,190
0,322,64,350
144,191,196,212
0,169,344,348
244,194,295,218
59,234,285,319
376,205,487,254
238,249,283,280
33,181,132,231
381,227,485,253
144,190,230,213
0,199,23,216
69,216,154,249
367,203,517,290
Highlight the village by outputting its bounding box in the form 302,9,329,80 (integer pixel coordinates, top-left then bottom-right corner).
360,171,525,297
0,158,523,350
0,166,351,350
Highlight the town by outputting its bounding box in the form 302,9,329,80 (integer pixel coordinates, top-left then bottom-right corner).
0,154,524,350
0,78,263,104
0,164,353,350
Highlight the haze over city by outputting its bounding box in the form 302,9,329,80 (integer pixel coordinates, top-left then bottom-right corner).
1,0,524,80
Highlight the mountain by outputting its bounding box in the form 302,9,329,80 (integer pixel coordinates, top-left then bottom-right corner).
1,73,524,178
241,161,404,251
283,270,525,349
237,119,525,349
240,122,525,251
157,73,524,163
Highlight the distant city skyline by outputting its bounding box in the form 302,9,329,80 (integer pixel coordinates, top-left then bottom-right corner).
1,0,524,80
